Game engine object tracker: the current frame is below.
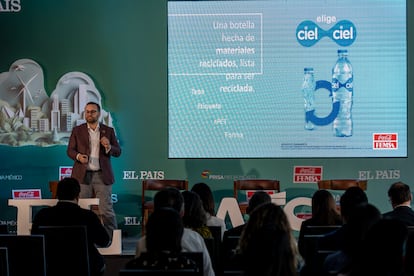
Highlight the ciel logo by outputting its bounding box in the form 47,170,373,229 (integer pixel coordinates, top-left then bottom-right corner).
296,20,357,47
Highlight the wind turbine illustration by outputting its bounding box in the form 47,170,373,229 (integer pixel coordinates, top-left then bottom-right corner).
11,72,38,114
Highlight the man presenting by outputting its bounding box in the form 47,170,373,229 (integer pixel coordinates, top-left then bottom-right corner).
67,101,121,235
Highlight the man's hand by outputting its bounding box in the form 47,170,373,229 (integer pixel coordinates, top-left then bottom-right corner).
100,136,111,151
78,154,89,164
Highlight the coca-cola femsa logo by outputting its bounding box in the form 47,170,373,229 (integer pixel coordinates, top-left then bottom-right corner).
294,166,323,183
12,189,41,199
373,133,398,150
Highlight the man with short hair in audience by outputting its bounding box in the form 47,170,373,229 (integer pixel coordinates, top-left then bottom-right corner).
383,181,414,226
135,187,215,276
31,177,110,276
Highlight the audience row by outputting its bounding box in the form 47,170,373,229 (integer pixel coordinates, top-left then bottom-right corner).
20,178,414,276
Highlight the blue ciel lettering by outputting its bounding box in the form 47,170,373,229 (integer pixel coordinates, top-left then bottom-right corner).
333,26,354,40
332,78,353,91
297,27,318,40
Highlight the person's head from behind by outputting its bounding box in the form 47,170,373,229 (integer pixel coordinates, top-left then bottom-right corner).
311,189,340,224
356,218,407,275
388,181,412,208
239,202,297,276
181,190,207,229
343,203,381,255
339,186,368,223
56,177,80,201
146,208,183,255
246,191,272,214
153,187,184,215
191,182,215,215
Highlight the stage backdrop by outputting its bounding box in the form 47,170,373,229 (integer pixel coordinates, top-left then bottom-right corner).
0,0,412,237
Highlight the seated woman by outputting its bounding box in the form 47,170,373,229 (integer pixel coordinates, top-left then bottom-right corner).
298,189,342,275
182,191,213,239
125,208,198,271
236,202,299,276
191,182,226,238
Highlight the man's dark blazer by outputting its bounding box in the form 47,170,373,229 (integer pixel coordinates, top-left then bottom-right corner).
31,201,110,274
383,206,414,226
67,123,121,185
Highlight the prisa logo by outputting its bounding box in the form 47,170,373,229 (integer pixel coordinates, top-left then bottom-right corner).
296,20,357,47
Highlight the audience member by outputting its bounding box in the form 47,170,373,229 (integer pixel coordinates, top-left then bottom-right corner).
135,187,215,276
323,203,382,275
223,190,271,238
236,202,299,276
182,190,213,239
191,182,226,238
125,208,198,271
298,189,342,275
383,181,414,226
317,186,368,251
31,177,110,276
350,218,407,276
221,191,272,266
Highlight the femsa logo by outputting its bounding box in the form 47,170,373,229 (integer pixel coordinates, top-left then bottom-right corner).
296,20,357,47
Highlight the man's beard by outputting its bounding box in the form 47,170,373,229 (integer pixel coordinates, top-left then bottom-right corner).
86,117,98,124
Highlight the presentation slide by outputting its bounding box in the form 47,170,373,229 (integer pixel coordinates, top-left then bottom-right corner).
168,0,406,158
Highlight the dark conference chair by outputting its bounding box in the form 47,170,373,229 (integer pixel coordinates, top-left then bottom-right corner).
206,225,222,273
120,252,203,276
0,226,8,235
0,234,46,276
35,225,90,276
0,247,9,276
119,268,198,275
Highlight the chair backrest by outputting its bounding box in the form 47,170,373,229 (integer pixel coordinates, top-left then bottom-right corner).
35,225,90,276
49,180,59,199
304,225,341,235
142,179,188,204
222,269,245,276
119,269,199,275
222,235,240,255
0,247,9,276
0,235,46,276
301,234,332,274
0,226,7,235
206,226,222,271
121,252,203,276
207,225,222,243
317,179,367,190
233,179,280,200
